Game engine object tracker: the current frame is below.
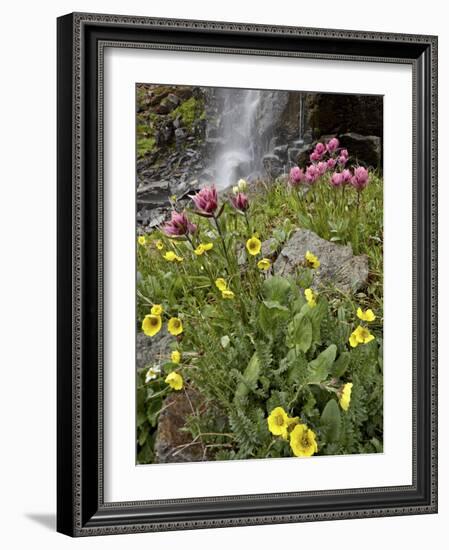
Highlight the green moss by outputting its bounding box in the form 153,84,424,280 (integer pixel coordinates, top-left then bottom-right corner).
137,137,156,158
172,96,203,128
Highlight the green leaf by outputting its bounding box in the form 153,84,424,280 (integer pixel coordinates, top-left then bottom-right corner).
320,399,341,443
332,351,350,378
286,313,312,352
234,352,261,404
258,301,289,335
307,344,337,384
262,276,291,304
286,349,308,386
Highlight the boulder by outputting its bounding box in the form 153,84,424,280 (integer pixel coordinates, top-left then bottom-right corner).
263,154,283,179
273,228,369,294
155,390,208,463
136,331,173,371
338,133,382,168
137,180,170,206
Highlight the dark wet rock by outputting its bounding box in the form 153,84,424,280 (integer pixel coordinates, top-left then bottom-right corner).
137,180,170,207
273,144,289,162
339,133,382,168
155,390,208,463
263,154,283,179
274,228,369,294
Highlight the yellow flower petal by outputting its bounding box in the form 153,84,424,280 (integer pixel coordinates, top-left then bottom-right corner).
289,424,318,457
138,235,146,246
339,383,353,411
267,407,289,438
357,307,376,322
151,304,163,316
155,240,164,250
257,258,271,270
305,250,320,269
221,290,235,300
246,236,261,256
142,314,162,337
165,371,183,390
304,288,317,308
349,332,359,347
167,317,183,336
215,278,228,291
171,350,181,364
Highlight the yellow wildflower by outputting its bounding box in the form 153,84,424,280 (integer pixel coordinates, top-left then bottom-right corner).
257,258,271,270
349,325,375,348
339,383,353,411
151,304,163,316
170,194,177,202
246,236,262,256
155,240,164,250
138,235,146,246
215,278,228,291
163,251,183,262
141,314,162,337
165,371,183,390
267,407,290,438
357,307,376,322
171,350,181,364
221,290,235,300
168,317,183,336
304,288,317,308
289,424,318,457
194,242,214,256
305,250,320,269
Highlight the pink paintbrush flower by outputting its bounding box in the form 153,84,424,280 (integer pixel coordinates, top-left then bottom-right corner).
327,158,337,169
341,169,352,183
314,142,326,156
351,167,369,190
326,137,339,153
289,166,304,186
191,185,218,215
163,210,197,237
317,161,328,176
231,192,249,212
330,172,343,187
305,164,320,184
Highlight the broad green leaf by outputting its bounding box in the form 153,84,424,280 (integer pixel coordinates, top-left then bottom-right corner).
286,313,312,352
320,399,341,443
307,344,337,384
332,351,350,378
286,349,308,386
258,301,289,335
262,276,291,304
234,352,260,403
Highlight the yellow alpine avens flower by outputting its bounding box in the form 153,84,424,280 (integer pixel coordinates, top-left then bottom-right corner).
289,424,318,457
165,371,183,390
246,236,262,256
357,307,376,322
167,317,183,336
304,288,317,308
267,407,290,438
221,290,235,300
349,325,375,348
171,350,181,364
194,242,214,256
138,235,146,246
141,314,162,337
155,240,164,250
163,251,183,262
339,383,353,411
305,250,320,269
151,304,163,316
215,278,228,291
257,258,271,270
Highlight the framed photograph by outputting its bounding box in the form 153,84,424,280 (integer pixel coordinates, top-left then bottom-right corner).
57,12,438,536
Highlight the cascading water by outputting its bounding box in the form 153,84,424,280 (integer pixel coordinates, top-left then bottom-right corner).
213,89,263,189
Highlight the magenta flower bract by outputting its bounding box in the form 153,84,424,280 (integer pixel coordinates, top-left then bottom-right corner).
317,161,328,176
191,185,218,215
310,151,321,162
351,167,369,190
327,158,337,169
231,192,249,212
330,172,343,187
338,155,348,166
340,148,349,159
326,138,339,153
163,210,197,237
341,169,352,183
289,166,304,186
314,142,326,156
305,164,320,184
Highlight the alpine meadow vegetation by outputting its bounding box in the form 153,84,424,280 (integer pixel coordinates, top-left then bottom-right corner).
136,138,383,464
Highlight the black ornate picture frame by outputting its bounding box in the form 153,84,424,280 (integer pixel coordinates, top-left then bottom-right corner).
57,12,438,537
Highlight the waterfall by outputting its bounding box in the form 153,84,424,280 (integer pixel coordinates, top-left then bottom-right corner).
213,89,262,189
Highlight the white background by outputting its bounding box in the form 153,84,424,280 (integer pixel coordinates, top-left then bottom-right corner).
104,49,412,501
0,1,445,548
